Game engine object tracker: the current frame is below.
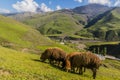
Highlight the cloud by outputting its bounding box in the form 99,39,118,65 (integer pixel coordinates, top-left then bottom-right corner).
12,0,39,12
0,8,10,13
74,0,83,3
114,0,120,7
12,0,52,12
56,5,62,10
40,3,53,12
88,0,111,5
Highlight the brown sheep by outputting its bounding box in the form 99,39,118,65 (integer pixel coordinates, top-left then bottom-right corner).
40,48,53,63
70,52,101,79
40,47,66,68
64,52,82,72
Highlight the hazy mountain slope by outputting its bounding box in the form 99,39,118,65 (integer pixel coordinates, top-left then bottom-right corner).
73,4,112,21
4,12,37,21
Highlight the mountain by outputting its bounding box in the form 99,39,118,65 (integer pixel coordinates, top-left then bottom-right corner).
5,4,120,41
7,4,111,37
0,15,74,53
22,10,85,36
85,7,120,41
72,4,112,21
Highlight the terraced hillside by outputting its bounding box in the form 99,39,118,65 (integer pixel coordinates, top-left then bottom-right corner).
0,46,120,80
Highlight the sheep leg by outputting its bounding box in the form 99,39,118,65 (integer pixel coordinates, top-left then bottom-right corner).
71,66,74,72
61,61,65,69
58,61,60,67
79,67,83,75
92,68,97,79
49,59,52,64
83,67,86,72
75,67,78,73
49,59,54,64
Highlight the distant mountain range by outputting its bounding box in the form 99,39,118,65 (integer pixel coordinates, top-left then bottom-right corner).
4,4,120,41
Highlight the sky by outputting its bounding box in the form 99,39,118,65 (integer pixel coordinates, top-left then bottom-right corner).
0,0,120,13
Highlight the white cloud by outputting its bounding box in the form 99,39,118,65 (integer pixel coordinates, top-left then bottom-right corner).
0,8,10,13
40,3,53,12
12,0,52,13
88,0,111,5
74,0,83,3
114,0,120,7
12,0,39,12
56,5,62,10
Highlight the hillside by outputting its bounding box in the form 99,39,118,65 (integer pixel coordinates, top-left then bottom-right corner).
85,7,120,41
0,46,120,80
22,11,85,36
0,15,75,53
6,9,88,38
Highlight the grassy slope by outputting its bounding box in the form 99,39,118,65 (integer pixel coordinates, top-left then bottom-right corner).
23,11,84,36
0,15,75,53
0,15,51,47
0,46,120,80
88,8,120,31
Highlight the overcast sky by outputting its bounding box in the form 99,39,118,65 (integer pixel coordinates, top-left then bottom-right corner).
0,0,120,13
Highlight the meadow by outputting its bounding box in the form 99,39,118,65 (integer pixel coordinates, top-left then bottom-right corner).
0,46,120,80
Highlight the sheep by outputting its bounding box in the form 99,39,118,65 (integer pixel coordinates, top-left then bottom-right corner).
64,52,82,72
40,48,53,63
70,52,101,79
40,47,66,68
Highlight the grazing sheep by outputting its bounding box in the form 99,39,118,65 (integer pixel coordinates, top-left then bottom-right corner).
64,52,82,72
70,52,101,79
40,48,53,62
40,47,66,68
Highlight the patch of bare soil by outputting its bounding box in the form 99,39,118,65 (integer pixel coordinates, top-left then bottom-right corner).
0,68,11,76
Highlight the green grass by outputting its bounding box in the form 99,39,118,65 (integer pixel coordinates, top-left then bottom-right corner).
0,15,28,45
0,46,120,80
85,41,120,46
36,43,76,53
0,15,51,48
112,8,120,19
